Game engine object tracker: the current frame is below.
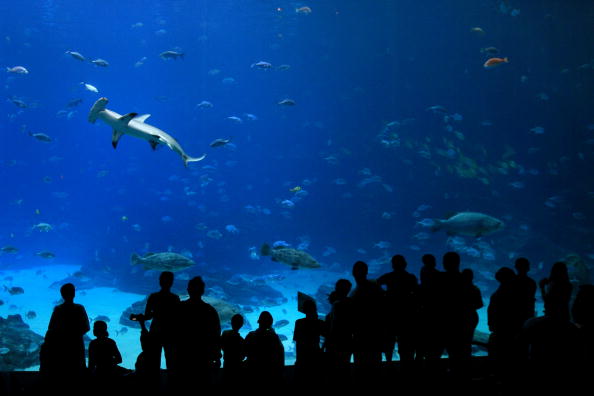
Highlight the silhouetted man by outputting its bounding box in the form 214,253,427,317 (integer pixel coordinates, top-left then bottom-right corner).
42,283,90,392
514,257,537,324
440,252,465,376
177,276,221,388
324,278,353,384
377,254,419,366
144,271,180,378
293,299,325,386
417,254,442,364
349,261,385,383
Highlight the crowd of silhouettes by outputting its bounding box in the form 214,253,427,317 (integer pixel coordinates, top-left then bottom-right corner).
37,252,594,394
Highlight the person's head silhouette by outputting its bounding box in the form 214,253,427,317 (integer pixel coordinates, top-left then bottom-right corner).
302,298,317,317
231,314,244,332
391,254,407,271
550,261,569,283
257,311,273,330
515,257,530,275
443,251,460,272
60,283,75,303
159,271,174,290
422,254,436,268
352,261,368,283
461,268,474,284
93,320,109,338
495,267,516,284
187,276,205,299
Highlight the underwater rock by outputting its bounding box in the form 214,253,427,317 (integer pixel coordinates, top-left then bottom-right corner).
0,314,44,370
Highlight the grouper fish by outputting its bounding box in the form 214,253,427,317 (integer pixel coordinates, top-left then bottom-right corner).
88,97,206,167
430,212,504,237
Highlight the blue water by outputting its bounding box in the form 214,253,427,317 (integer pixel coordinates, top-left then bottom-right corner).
1,0,593,369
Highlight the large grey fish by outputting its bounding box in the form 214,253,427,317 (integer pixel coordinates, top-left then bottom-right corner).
88,97,206,167
131,252,195,272
260,244,320,270
430,212,504,237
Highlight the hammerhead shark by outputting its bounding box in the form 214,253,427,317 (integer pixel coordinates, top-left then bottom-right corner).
88,97,205,167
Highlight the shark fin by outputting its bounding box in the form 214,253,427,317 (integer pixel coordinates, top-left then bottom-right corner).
134,114,151,123
112,129,124,149
149,140,159,150
118,112,138,125
183,153,207,167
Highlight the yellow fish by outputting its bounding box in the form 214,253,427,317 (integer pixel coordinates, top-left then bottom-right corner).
289,186,302,192
121,216,128,222
35,209,40,215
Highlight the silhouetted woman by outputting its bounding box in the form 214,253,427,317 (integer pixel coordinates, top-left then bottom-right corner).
539,261,572,322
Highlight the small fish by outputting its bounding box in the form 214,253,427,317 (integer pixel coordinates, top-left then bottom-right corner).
160,50,184,60
244,113,258,121
196,100,213,109
289,186,302,193
28,132,52,142
273,319,290,328
65,50,86,61
36,251,56,259
470,27,485,35
26,311,37,319
277,64,291,71
251,61,272,69
1,246,18,253
227,116,243,123
0,347,10,355
280,199,295,208
484,57,509,69
296,6,312,14
81,82,99,93
134,56,147,68
210,138,232,148
374,241,391,249
10,98,27,108
206,229,223,239
6,66,29,74
4,286,24,295
91,58,109,67
278,99,296,106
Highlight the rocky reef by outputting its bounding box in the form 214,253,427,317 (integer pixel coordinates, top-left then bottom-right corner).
0,314,44,371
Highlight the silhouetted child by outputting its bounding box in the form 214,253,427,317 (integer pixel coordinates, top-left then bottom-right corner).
129,313,159,391
245,311,285,386
88,320,125,392
293,299,325,385
221,314,246,384
324,279,353,383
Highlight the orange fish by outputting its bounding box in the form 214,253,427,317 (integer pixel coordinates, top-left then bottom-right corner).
483,57,509,69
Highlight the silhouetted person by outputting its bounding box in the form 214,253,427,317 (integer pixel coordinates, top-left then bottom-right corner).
487,267,522,384
221,314,246,385
377,254,419,367
41,283,90,392
417,254,442,365
128,313,159,392
293,298,325,386
571,284,594,383
144,271,180,377
539,261,572,322
323,278,353,384
349,261,385,383
177,276,221,388
514,257,537,323
460,269,483,368
245,311,285,386
520,270,581,393
439,252,465,376
88,320,125,393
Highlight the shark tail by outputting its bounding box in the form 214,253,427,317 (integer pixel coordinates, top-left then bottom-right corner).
183,153,206,167
88,97,109,123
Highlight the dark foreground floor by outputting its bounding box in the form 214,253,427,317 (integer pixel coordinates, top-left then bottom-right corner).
0,357,581,396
